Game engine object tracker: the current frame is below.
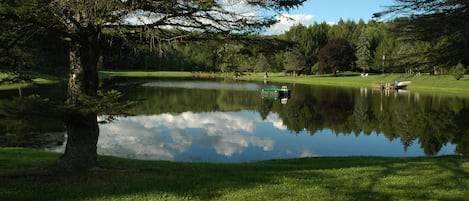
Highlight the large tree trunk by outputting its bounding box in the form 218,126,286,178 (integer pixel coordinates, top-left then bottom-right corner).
59,33,100,171
61,113,99,171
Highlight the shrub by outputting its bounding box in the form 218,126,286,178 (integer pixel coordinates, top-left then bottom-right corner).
453,63,465,80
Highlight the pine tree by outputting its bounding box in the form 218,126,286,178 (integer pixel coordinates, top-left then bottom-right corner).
0,0,306,172
356,30,373,74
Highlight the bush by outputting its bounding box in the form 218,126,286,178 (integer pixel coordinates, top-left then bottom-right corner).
311,63,319,75
453,63,465,80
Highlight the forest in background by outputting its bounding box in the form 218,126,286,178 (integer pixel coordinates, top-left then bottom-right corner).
1,17,467,78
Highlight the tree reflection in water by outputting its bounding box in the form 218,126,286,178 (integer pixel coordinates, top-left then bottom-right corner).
1,79,468,162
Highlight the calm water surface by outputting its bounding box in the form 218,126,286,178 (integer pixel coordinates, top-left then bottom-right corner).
1,78,468,162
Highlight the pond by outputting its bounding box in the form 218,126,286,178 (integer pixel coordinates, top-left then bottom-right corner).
1,77,469,163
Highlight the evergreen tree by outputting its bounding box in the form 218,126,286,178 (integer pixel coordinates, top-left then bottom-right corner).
356,30,372,74
376,0,469,67
0,0,306,172
307,22,330,67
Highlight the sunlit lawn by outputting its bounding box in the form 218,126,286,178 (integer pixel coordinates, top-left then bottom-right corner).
237,72,469,97
98,70,469,96
2,71,468,200
1,148,469,201
0,71,58,90
2,70,468,97
99,70,193,78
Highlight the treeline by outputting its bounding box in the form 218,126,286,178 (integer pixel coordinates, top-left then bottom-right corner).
0,32,69,76
103,18,467,76
279,19,446,75
1,19,466,77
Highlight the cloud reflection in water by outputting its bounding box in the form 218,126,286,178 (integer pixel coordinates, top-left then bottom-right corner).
98,111,276,162
97,110,447,162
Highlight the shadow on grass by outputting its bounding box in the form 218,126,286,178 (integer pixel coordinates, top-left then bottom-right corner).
1,150,468,201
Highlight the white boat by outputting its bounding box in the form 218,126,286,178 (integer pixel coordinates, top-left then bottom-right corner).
395,80,412,89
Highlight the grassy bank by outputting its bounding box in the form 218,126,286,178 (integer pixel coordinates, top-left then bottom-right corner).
1,148,469,201
0,71,192,90
237,72,469,96
99,70,193,78
99,71,469,97
3,71,468,97
0,71,60,90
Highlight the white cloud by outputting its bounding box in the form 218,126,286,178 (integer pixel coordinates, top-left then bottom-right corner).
266,13,315,34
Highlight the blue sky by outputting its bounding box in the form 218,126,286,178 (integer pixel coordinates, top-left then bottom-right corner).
267,0,396,34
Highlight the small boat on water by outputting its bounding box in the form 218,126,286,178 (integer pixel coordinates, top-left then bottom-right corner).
395,80,412,88
261,86,291,104
261,86,290,96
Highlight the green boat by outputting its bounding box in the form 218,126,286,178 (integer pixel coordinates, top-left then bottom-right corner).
261,86,290,97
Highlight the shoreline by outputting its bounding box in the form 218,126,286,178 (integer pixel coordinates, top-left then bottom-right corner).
2,71,468,97
101,71,469,97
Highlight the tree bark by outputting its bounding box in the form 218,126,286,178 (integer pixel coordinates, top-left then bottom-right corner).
59,32,100,171
60,113,99,171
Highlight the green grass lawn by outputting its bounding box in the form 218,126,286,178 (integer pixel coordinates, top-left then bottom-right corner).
3,70,468,97
0,71,59,90
237,72,469,96
99,70,469,97
1,148,469,201
2,72,469,200
99,70,193,78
